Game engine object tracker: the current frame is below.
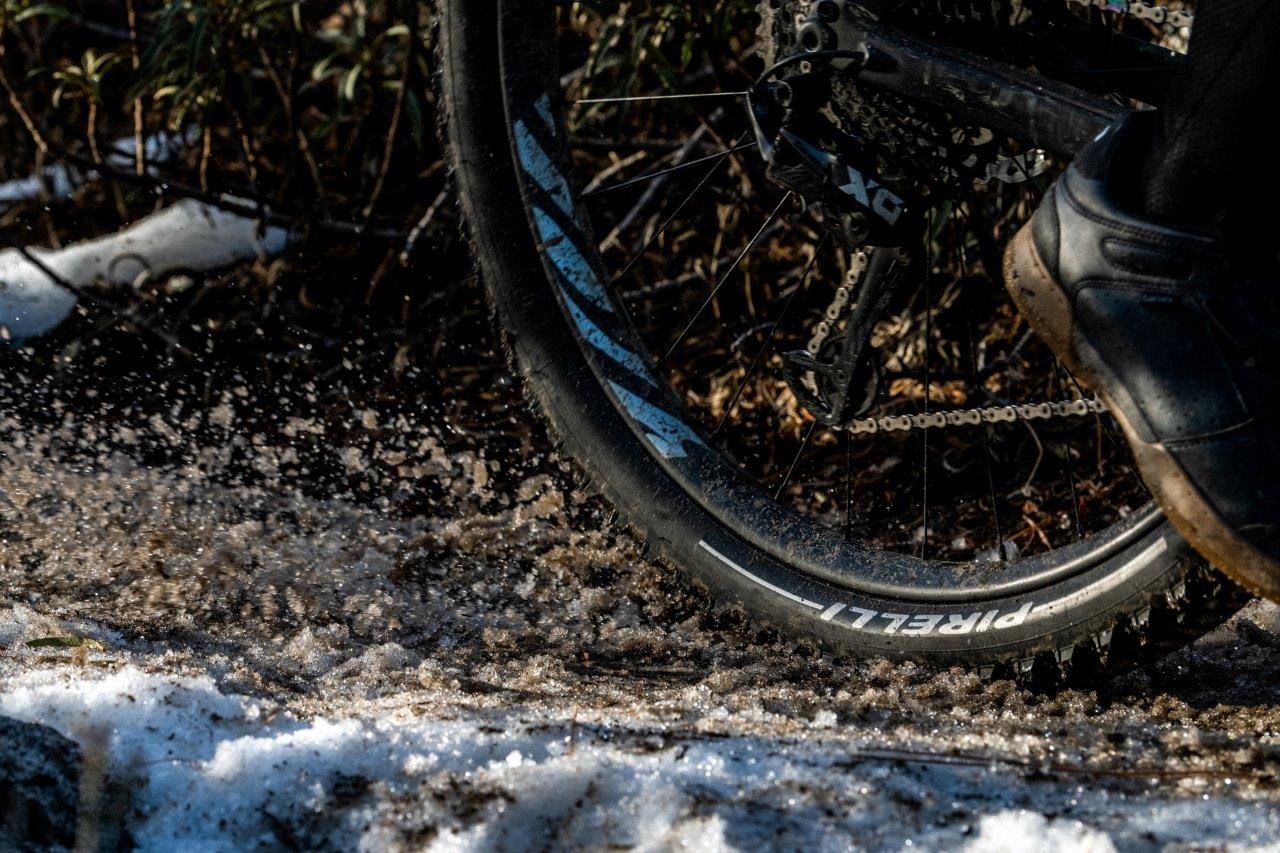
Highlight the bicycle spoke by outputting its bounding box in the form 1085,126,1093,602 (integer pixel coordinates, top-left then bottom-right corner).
584,142,758,198
967,318,1007,558
950,206,1008,559
1054,63,1189,76
712,234,828,437
1027,21,1128,106
1053,360,1086,540
774,417,819,500
1008,146,1050,197
1059,362,1153,500
844,429,854,541
600,122,717,253
917,211,941,558
574,91,748,105
609,133,746,285
660,192,793,365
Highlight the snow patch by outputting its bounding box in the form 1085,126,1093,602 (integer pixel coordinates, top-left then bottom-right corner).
1,198,287,340
0,129,194,213
3,664,1280,851
965,810,1116,853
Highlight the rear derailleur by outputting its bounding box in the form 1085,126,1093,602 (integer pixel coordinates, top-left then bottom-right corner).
748,5,923,427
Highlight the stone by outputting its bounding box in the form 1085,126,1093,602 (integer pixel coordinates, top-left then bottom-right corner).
0,715,80,852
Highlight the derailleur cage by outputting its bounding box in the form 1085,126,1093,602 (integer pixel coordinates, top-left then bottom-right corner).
782,346,882,427
779,248,907,427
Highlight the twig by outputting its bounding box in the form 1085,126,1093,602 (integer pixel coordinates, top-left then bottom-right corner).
616,219,785,301
580,151,648,195
600,121,712,253
7,202,278,351
363,0,418,223
13,246,83,298
255,41,328,208
11,244,193,354
0,43,49,155
223,97,262,199
399,187,450,266
124,0,144,176
49,143,407,242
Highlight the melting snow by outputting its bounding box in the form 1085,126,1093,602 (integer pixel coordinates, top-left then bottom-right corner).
2,431,1280,850
3,661,1280,851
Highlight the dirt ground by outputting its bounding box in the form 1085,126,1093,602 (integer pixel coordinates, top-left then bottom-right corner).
2,313,1280,849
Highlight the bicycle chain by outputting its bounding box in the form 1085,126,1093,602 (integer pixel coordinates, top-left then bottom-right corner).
843,397,1109,435
805,251,1111,435
806,250,869,360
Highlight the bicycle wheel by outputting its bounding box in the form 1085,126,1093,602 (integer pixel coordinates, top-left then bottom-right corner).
439,0,1243,680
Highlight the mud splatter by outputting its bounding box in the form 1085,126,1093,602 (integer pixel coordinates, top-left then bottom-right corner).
2,420,1280,848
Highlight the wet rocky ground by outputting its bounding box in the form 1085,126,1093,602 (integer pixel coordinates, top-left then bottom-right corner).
1,319,1280,848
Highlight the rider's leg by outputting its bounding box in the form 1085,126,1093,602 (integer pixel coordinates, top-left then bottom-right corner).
1141,0,1280,266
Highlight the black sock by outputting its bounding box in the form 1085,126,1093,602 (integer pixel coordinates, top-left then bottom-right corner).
1140,0,1280,263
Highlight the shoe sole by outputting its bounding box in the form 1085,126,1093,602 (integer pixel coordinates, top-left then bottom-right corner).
1004,224,1280,602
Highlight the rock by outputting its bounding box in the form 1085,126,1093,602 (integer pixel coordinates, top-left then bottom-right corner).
0,715,80,852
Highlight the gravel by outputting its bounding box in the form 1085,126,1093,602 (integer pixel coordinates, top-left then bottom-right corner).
2,406,1280,850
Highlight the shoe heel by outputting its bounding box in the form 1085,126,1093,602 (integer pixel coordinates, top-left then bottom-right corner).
1003,225,1077,364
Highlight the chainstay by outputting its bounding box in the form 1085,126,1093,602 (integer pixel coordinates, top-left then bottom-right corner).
844,398,1109,435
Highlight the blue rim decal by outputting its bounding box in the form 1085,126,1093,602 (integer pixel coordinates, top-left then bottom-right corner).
515,118,575,218
514,100,697,457
563,295,656,386
530,205,612,313
533,94,556,135
608,379,706,459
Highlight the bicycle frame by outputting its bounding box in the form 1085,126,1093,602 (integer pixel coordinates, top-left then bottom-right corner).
814,6,1182,157
857,21,1125,157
